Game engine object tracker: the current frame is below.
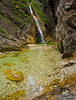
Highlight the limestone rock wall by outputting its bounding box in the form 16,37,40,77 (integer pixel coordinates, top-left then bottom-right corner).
56,0,76,57
0,0,36,52
38,0,59,40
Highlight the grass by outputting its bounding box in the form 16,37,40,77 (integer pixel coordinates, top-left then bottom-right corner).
36,42,57,45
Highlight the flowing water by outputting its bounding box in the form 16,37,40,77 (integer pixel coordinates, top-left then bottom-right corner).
0,44,66,99
29,5,46,43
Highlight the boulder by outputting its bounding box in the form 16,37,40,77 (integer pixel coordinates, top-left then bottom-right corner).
4,70,24,82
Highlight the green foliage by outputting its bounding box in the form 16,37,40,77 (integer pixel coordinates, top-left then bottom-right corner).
26,0,31,3
0,14,4,18
12,0,31,24
16,17,21,22
6,18,11,24
30,2,47,24
22,22,27,25
0,14,10,24
0,28,4,33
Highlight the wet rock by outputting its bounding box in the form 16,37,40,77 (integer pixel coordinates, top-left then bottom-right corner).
61,73,76,87
4,70,24,82
0,66,2,68
0,90,25,100
33,73,76,100
64,62,76,67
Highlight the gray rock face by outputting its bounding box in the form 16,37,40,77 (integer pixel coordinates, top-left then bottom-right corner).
39,0,59,40
56,0,76,57
0,0,36,52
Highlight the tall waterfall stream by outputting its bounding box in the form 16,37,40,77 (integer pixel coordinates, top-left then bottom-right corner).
29,5,46,43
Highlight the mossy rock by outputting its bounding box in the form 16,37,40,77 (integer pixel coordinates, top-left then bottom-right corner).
0,54,7,59
43,79,60,93
61,73,76,87
4,70,24,82
22,59,30,62
0,66,2,68
0,90,25,100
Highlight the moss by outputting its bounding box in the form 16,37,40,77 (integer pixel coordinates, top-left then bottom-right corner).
12,0,32,24
16,16,22,22
12,0,28,16
0,28,4,33
0,14,11,24
22,22,27,25
0,54,7,59
0,14,4,18
30,2,47,24
6,18,11,24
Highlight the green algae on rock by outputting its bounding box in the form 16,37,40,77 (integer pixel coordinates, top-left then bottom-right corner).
61,73,76,87
0,66,2,68
43,79,60,93
33,73,76,100
0,90,25,100
0,54,7,59
3,63,16,66
22,59,30,62
4,70,24,82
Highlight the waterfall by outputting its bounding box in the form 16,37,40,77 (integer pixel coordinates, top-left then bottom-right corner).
29,5,46,43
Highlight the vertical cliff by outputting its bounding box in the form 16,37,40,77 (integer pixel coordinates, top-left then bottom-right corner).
56,0,76,57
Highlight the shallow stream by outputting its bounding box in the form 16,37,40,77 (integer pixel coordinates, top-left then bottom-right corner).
0,44,66,99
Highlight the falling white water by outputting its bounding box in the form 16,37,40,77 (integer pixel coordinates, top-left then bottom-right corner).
29,5,46,43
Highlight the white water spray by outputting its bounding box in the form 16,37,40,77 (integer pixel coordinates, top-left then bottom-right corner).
29,5,46,43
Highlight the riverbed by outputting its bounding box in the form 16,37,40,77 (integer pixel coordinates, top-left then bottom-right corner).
0,44,76,100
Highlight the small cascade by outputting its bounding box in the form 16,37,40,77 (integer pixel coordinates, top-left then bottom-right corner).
29,5,46,43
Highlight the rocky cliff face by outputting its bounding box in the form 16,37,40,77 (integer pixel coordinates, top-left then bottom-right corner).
0,0,36,52
56,0,76,57
39,0,76,57
38,0,59,40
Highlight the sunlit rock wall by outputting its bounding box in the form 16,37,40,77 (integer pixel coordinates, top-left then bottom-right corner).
0,0,36,52
56,0,76,57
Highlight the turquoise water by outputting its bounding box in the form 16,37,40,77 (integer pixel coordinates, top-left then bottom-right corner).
0,44,65,99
